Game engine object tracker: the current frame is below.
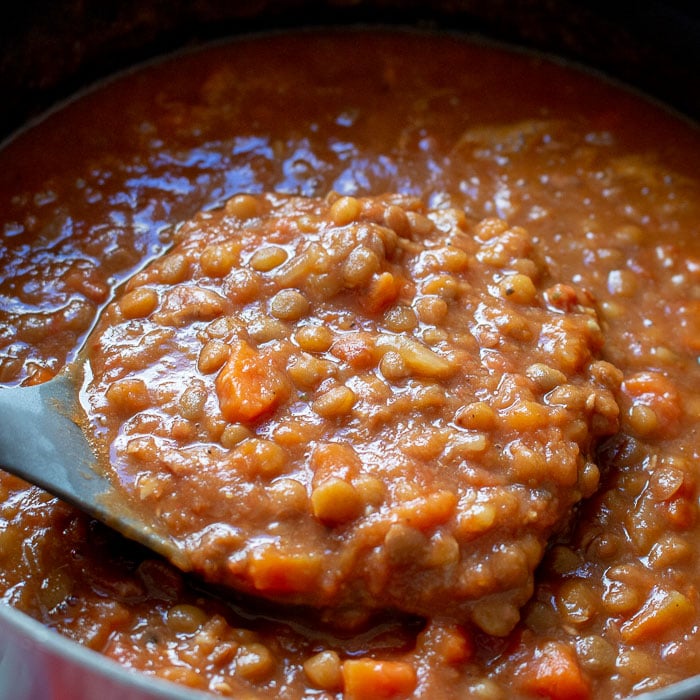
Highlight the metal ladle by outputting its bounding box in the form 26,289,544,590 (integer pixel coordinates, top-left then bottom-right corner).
0,363,190,571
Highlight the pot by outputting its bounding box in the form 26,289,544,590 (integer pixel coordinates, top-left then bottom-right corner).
2,0,699,140
0,2,699,699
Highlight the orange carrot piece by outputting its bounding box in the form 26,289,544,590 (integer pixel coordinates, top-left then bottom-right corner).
215,340,290,423
343,658,417,700
620,586,694,644
365,272,400,314
622,370,682,433
247,550,320,595
416,620,474,665
521,642,590,700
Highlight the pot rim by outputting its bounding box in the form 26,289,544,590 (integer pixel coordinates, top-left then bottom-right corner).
3,593,700,699
0,601,212,699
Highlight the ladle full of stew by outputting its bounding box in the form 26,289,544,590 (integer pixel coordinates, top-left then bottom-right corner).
0,190,622,637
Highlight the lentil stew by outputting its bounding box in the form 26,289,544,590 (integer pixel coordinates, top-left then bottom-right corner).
83,191,619,633
1,28,700,700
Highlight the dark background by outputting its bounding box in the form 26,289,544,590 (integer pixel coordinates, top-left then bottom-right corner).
2,0,699,138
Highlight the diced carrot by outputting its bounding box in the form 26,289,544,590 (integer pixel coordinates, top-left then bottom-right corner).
545,284,586,312
247,549,320,595
623,371,678,401
416,620,474,665
23,365,56,386
437,626,473,665
365,272,400,314
620,586,694,644
520,642,590,700
330,332,377,370
309,442,362,483
342,658,417,700
215,340,290,423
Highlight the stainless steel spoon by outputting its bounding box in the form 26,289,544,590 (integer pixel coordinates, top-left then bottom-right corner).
0,364,190,570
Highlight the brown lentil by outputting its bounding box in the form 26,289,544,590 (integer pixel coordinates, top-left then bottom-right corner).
269,288,310,321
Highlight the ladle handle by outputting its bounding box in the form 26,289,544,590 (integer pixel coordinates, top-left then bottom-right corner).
0,372,190,570
0,373,103,510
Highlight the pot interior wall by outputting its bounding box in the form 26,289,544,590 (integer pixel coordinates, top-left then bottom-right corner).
2,0,699,139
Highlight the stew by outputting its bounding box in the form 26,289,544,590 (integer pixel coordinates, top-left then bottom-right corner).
83,191,619,632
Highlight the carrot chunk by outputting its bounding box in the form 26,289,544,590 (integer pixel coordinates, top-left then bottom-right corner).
215,340,290,423
620,586,694,644
521,642,590,700
365,272,400,313
342,659,417,700
622,371,682,437
248,549,320,595
416,621,474,665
